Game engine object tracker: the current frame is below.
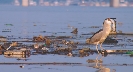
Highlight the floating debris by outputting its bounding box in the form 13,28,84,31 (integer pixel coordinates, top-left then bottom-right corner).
126,51,133,55
34,43,39,49
67,52,73,57
57,32,66,33
4,54,30,59
117,22,123,26
4,24,13,26
33,35,45,41
4,50,29,55
87,59,103,63
89,26,100,28
10,42,18,47
2,31,11,32
6,42,18,50
118,30,123,33
40,31,46,33
0,62,82,65
20,65,24,68
42,47,49,51
0,36,7,42
71,28,78,34
0,45,6,51
56,36,72,39
33,24,37,26
45,38,51,48
79,49,89,57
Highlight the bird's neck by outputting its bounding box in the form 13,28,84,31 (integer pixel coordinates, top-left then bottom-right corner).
103,25,111,33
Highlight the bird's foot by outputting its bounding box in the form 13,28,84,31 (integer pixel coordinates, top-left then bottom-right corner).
97,51,101,54
101,49,105,53
100,49,105,53
101,50,108,57
101,49,105,51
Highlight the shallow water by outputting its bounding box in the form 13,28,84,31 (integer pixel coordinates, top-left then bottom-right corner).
0,6,133,72
1,54,133,72
0,6,133,36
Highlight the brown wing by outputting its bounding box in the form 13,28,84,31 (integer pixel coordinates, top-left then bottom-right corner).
89,29,103,43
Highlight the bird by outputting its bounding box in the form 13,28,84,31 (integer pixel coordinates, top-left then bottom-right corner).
86,18,115,53
110,18,116,32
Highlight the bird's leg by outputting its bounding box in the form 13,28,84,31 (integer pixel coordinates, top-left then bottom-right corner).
95,54,99,67
100,43,104,51
100,55,104,62
96,43,100,54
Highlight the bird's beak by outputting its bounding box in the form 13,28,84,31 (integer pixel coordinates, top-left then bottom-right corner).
107,18,111,21
108,18,113,24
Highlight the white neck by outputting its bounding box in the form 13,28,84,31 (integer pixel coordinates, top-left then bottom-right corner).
103,23,111,33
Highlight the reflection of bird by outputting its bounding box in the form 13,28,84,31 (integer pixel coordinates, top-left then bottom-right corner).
88,54,115,72
96,65,110,72
86,18,115,53
95,54,111,72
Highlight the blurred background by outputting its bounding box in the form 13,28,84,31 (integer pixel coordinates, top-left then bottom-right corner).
0,0,133,37
0,0,133,7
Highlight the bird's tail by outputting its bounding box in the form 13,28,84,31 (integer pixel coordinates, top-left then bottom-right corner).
86,38,90,44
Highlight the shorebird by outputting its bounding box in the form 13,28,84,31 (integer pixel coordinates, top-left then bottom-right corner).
110,18,116,32
86,18,116,53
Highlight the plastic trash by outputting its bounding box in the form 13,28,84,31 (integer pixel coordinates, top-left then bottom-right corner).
126,51,133,54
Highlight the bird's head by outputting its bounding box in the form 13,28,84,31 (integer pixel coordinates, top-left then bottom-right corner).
103,18,117,32
104,18,113,26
